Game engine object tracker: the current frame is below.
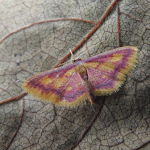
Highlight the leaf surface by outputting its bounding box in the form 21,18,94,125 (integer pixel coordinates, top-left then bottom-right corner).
0,0,150,150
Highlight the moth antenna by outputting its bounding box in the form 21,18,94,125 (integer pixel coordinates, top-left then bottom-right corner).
69,49,74,63
75,51,86,59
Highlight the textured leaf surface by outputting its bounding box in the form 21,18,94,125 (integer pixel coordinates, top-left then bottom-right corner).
0,0,150,150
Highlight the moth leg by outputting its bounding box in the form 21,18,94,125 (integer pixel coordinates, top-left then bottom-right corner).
85,98,94,105
87,94,95,104
88,98,94,104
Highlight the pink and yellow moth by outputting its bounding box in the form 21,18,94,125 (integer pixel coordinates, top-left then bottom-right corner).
22,46,139,107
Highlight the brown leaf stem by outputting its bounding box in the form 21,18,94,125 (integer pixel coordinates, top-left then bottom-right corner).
54,0,119,68
121,12,150,30
0,92,27,105
0,18,96,44
117,2,121,47
5,98,25,150
67,98,105,150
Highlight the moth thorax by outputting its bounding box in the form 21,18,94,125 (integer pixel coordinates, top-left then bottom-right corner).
78,65,88,81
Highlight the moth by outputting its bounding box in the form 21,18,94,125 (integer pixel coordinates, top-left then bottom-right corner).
22,46,139,107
